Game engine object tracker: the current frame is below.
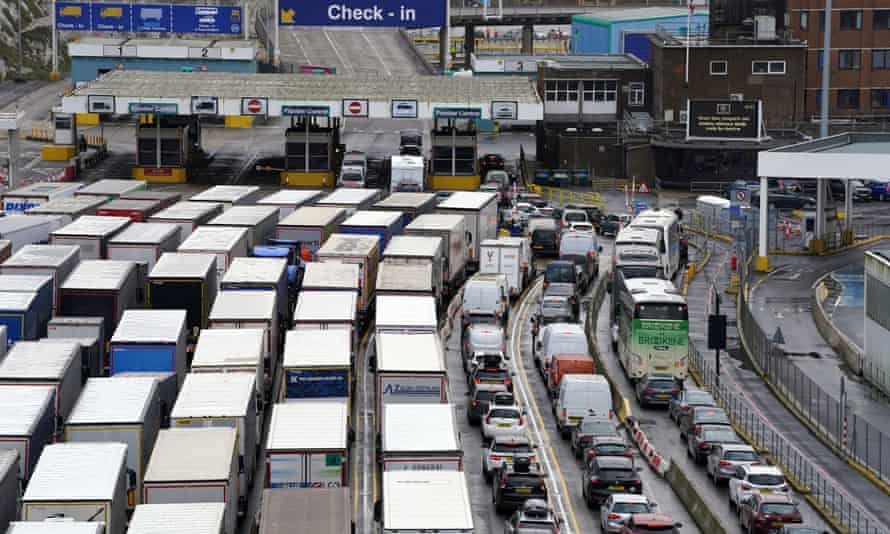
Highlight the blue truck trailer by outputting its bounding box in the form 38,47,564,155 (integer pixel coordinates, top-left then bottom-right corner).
109,309,188,389
339,210,403,251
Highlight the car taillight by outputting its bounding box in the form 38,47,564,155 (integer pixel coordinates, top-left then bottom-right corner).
505,378,512,386
543,281,549,289
741,482,752,490
589,477,599,484
474,378,481,384
694,424,701,433
607,514,621,520
624,450,633,457
562,408,567,419
529,455,536,461
681,406,691,411
643,388,654,395
719,460,732,466
486,415,492,424
672,389,681,395
518,415,524,426
699,442,710,449
491,455,501,461
471,400,478,407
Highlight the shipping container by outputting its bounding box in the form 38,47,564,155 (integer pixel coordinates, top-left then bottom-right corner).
383,235,445,302
64,376,161,508
22,442,128,534
109,309,188,389
207,206,280,249
191,328,266,406
316,234,379,318
143,428,239,534
316,188,383,216
404,214,467,292
300,262,360,294
6,522,103,534
147,253,218,338
0,244,79,312
376,263,435,304
129,503,226,534
339,210,403,251
74,179,146,199
189,186,262,211
108,223,182,287
435,191,499,272
120,190,182,211
371,192,437,227
2,182,83,213
259,488,352,534
292,291,357,352
257,190,324,220
220,257,288,327
375,332,447,432
0,215,64,252
50,216,130,259
0,290,48,346
0,340,81,420
382,404,462,471
208,291,279,377
47,316,105,379
265,402,348,489
58,260,140,342
148,201,223,239
97,199,164,223
381,471,473,534
281,329,351,404
375,295,437,335
0,386,55,481
170,373,258,498
25,195,109,224
274,207,346,258
178,226,249,282
0,450,17,534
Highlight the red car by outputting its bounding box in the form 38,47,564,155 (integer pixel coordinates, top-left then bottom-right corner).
739,493,803,534
619,514,682,534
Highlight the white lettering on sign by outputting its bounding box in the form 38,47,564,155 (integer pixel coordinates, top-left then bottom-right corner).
327,4,416,22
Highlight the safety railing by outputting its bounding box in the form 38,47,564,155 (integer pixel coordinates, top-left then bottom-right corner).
533,186,604,209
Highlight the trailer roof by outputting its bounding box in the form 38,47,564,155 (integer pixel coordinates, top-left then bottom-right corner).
0,214,63,233
0,274,52,293
109,222,180,245
481,237,526,247
377,262,432,293
52,215,130,238
25,195,109,215
317,233,379,257
151,201,222,221
191,328,265,369
405,213,465,232
190,185,260,203
208,205,279,227
7,523,103,534
99,198,162,212
283,329,351,368
267,402,347,451
436,191,498,211
0,449,15,478
0,385,54,436
62,260,135,291
293,291,357,323
383,235,443,258
128,503,226,534
24,442,126,501
341,210,402,228
301,262,360,290
76,179,146,196
383,471,473,531
67,376,157,425
178,226,248,252
0,340,80,380
112,309,186,344
221,257,287,285
258,189,323,207
260,488,351,534
372,192,436,210
384,404,460,453
377,333,444,372
209,291,276,321
0,290,37,310
121,190,182,203
2,244,79,268
170,373,255,419
376,295,437,330
278,206,346,228
145,428,237,482
317,188,381,206
3,181,83,196
149,252,216,279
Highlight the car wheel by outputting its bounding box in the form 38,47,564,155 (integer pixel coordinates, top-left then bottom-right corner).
585,489,596,510
483,466,492,483
573,444,581,459
729,494,735,510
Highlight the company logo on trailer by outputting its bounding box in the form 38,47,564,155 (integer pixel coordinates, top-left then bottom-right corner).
382,383,440,396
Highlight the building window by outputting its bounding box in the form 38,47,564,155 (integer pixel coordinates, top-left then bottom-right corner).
817,50,824,70
545,80,578,102
583,80,617,103
872,89,890,109
800,11,809,31
874,10,890,30
709,60,728,75
819,11,827,31
839,50,861,70
839,10,862,30
752,60,786,75
629,82,645,106
874,50,890,70
837,89,860,109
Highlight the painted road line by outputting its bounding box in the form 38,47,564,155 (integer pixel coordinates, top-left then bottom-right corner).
510,278,580,534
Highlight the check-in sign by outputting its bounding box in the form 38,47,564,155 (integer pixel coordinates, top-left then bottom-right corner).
129,102,178,115
281,105,330,117
434,107,482,119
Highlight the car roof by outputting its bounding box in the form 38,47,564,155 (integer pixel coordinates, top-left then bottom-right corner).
611,494,649,503
693,406,726,415
593,456,633,468
743,464,783,475
718,443,755,452
756,493,795,503
494,435,531,445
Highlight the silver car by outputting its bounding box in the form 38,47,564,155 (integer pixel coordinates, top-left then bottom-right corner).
482,434,536,482
706,443,760,485
463,324,505,371
599,494,657,533
535,295,574,327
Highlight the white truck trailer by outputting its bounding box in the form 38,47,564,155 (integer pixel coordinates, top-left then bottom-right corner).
2,181,83,213
189,185,262,211
382,235,445,303
50,215,131,259
0,215,64,252
380,471,473,534
207,205,279,249
208,291,279,378
148,201,223,239
25,195,109,224
274,206,347,258
316,233,380,320
382,404,462,471
0,244,79,313
375,295,437,335
404,214,467,294
128,503,227,534
435,191,499,273
257,190,324,219
479,237,533,297
177,226,249,283
281,328,352,405
74,179,145,199
301,262,360,294
0,339,82,420
0,386,55,481
190,328,266,406
260,488,352,534
107,222,181,273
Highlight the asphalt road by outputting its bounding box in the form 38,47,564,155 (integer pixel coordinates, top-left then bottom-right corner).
279,27,431,75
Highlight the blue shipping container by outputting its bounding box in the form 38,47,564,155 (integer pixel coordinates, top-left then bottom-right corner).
285,368,349,399
0,291,43,347
110,344,177,374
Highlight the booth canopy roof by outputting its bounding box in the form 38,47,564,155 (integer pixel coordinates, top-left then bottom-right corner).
758,132,890,180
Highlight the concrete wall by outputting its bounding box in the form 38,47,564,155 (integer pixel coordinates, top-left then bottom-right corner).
71,57,257,86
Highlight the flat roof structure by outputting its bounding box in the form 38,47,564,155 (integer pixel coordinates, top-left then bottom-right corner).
62,70,543,120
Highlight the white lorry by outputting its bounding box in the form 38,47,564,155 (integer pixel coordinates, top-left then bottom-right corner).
382,404,462,471
404,214,467,294
380,471,474,534
479,237,534,297
390,155,425,192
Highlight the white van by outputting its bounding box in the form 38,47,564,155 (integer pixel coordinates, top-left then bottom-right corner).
534,323,587,378
461,273,509,328
555,374,612,437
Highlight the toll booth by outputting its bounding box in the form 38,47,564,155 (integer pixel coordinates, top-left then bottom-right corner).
41,111,79,162
282,111,341,189
429,109,481,191
133,114,201,183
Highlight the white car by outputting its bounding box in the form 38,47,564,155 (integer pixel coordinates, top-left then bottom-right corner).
705,443,760,485
728,464,789,509
481,434,535,482
568,222,595,234
599,494,657,533
481,404,526,442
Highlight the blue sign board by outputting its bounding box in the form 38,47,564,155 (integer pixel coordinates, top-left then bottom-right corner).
434,107,483,119
129,102,178,115
56,2,90,31
172,5,242,34
132,3,171,32
279,0,446,28
285,369,349,399
90,3,131,31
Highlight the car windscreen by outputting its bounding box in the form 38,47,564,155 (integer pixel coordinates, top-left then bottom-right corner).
493,442,533,453
546,263,575,283
635,303,688,321
475,390,496,401
612,502,651,514
686,391,715,405
579,420,615,435
476,370,508,381
489,408,519,418
695,410,729,424
760,503,797,515
702,429,738,442
724,450,758,461
598,468,635,480
749,474,785,486
547,337,587,356
593,443,627,455
532,229,557,244
565,212,587,222
341,172,362,182
505,475,544,488
543,300,569,310
646,379,676,391
617,265,659,279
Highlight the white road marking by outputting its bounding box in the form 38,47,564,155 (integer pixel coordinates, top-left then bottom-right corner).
324,29,353,75
361,30,392,78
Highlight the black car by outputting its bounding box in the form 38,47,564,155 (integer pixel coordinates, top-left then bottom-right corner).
750,191,815,210
582,456,643,508
599,214,622,237
492,458,548,515
467,389,498,426
470,367,513,393
570,419,622,459
635,374,680,408
583,435,633,460
679,406,731,442
481,153,506,179
530,223,560,258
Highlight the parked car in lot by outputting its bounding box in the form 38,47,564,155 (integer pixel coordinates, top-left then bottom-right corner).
482,434,536,482
706,443,761,485
493,458,548,515
504,499,562,534
619,514,682,534
728,464,790,509
738,493,802,534
584,436,633,460
634,373,679,408
599,494,658,534
679,406,731,441
482,404,526,442
668,388,716,423
687,423,741,463
571,418,621,458
582,456,643,507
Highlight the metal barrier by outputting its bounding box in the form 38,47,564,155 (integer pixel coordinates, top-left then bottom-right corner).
533,186,605,209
